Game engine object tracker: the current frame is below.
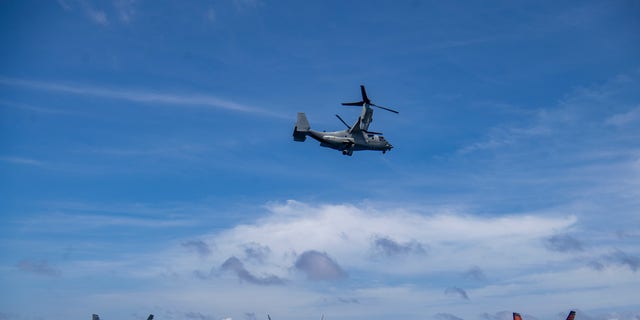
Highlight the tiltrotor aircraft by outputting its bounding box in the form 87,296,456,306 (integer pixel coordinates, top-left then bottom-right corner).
293,85,398,156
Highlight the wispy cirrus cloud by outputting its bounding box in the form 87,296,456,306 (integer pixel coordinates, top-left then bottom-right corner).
458,70,640,155
0,156,45,167
57,0,138,25
114,0,137,23
20,212,195,231
16,259,61,277
57,0,108,25
0,77,278,117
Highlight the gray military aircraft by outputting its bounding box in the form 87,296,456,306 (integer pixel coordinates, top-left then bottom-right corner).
293,85,398,156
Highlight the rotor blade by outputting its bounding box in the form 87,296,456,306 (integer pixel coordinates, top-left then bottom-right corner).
341,101,364,106
360,85,370,104
371,103,399,114
335,114,351,129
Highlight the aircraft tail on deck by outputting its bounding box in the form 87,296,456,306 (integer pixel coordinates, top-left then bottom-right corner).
293,112,310,142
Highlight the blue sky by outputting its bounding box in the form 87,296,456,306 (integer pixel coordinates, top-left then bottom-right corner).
1,1,640,320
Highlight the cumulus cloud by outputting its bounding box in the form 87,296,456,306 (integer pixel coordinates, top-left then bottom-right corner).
481,311,513,320
158,201,577,283
182,240,213,257
462,266,486,281
544,234,584,252
588,250,640,272
294,250,347,281
220,257,286,285
185,312,215,320
242,242,271,263
370,235,427,258
435,313,465,320
576,310,640,320
444,286,469,300
16,259,61,277
337,297,360,304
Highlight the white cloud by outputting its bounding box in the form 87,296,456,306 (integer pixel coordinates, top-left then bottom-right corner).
0,77,280,117
114,0,136,23
138,201,578,283
0,156,44,167
87,9,108,25
459,71,640,155
8,201,639,320
605,106,640,126
206,7,216,22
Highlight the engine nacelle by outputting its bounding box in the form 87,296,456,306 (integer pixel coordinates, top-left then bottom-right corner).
322,135,354,144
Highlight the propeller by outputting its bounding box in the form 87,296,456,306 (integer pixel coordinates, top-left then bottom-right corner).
335,114,351,129
341,85,399,114
370,103,399,114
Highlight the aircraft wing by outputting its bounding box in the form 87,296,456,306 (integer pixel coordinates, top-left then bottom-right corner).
348,116,363,134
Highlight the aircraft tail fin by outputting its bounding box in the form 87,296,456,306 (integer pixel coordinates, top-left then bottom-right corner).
566,311,576,320
513,313,522,320
293,112,310,142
